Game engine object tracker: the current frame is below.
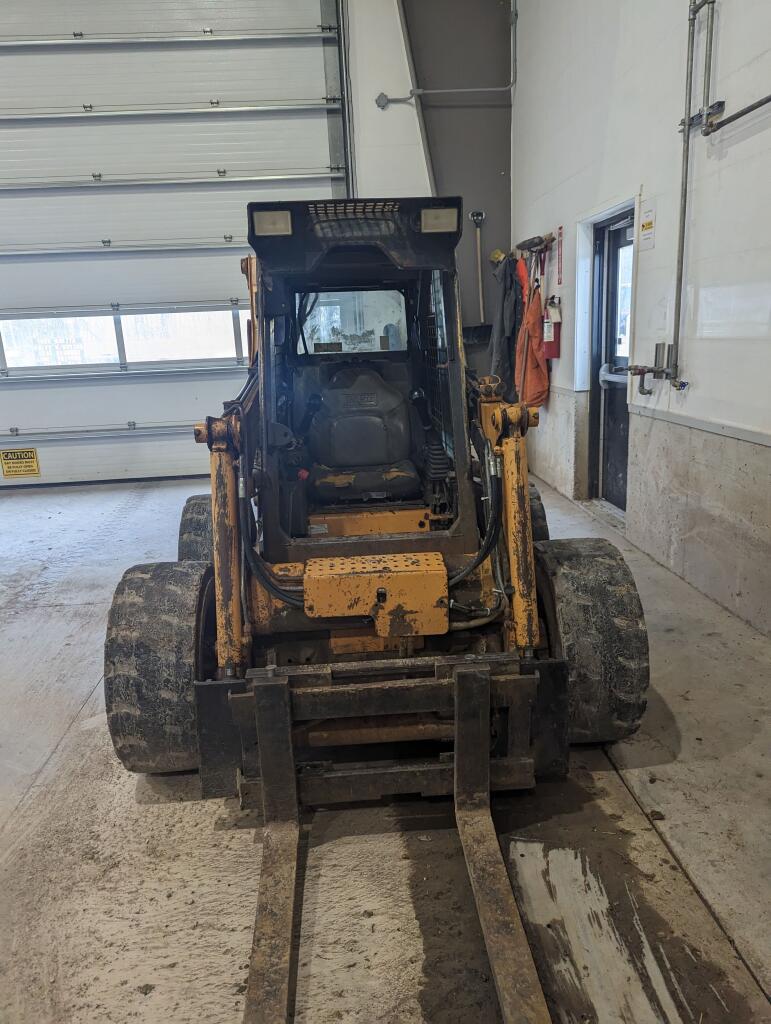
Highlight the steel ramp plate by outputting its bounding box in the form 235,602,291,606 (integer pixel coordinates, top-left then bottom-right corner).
454,667,551,1024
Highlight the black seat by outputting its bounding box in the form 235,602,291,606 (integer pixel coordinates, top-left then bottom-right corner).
308,366,421,501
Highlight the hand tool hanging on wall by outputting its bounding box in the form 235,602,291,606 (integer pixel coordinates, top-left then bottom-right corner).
469,210,487,323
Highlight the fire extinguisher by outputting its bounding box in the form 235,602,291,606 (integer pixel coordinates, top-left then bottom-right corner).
543,295,562,359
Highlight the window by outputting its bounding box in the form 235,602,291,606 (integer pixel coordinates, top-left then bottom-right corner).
121,310,237,363
297,290,408,354
0,315,118,368
615,243,633,359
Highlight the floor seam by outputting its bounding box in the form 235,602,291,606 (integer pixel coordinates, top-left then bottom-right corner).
0,675,104,840
603,747,771,1001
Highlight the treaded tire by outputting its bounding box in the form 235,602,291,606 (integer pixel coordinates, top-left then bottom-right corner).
178,493,213,562
529,483,550,543
535,538,649,743
104,561,215,773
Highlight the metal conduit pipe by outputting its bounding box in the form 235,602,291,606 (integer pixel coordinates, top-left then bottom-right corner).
705,92,771,134
701,0,716,135
671,0,713,386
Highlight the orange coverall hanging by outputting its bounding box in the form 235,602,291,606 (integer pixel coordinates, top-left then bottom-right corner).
515,278,550,407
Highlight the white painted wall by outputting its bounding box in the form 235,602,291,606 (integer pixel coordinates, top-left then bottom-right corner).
346,0,432,197
512,0,771,631
513,0,771,438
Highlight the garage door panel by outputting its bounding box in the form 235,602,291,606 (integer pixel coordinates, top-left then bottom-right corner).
2,41,330,113
1,370,247,432
0,0,343,307
1,0,325,39
0,178,335,251
0,250,249,311
0,112,335,186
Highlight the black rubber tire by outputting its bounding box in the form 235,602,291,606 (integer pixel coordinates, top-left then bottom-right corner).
104,561,216,773
178,493,213,562
529,483,550,543
535,538,649,743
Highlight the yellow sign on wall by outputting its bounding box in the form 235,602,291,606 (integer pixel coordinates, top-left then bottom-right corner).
1,448,41,478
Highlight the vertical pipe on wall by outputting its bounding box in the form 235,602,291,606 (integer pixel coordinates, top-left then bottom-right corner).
671,3,698,383
337,0,357,197
701,0,716,133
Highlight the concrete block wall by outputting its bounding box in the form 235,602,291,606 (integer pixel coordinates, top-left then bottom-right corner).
627,415,771,633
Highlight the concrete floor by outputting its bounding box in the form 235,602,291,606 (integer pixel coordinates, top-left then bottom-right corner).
0,477,769,1023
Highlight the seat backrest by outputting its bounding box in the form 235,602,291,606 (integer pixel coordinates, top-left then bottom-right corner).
308,367,412,468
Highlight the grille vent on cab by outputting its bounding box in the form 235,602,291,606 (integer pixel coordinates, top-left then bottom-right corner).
308,200,402,240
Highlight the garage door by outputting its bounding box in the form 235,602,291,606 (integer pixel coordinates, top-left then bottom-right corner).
0,0,347,310
0,0,350,485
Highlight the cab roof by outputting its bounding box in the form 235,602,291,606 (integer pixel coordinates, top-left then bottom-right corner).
246,197,463,275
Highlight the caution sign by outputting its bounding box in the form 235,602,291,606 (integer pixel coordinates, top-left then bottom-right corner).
1,448,41,478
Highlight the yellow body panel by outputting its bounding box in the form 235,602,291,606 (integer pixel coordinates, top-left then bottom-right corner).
328,630,424,655
249,562,304,629
307,508,430,537
303,553,448,638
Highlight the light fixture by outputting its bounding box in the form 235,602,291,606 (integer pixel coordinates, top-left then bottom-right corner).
420,207,459,233
252,210,293,236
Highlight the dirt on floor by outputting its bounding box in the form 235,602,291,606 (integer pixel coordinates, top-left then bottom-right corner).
2,479,769,1023
2,694,768,1024
0,692,500,1024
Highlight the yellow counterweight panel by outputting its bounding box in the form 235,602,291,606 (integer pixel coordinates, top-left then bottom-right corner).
304,552,448,638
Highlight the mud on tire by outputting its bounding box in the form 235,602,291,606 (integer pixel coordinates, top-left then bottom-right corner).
535,537,649,743
104,561,215,773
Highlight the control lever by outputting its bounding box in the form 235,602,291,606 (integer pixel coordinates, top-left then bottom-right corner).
410,388,433,431
296,393,322,436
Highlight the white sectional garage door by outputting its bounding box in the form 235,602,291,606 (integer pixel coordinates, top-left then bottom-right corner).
0,0,349,486
0,0,347,311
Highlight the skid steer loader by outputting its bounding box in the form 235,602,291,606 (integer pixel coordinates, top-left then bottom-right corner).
104,198,649,1023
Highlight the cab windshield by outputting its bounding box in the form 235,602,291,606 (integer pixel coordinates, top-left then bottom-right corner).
296,289,408,355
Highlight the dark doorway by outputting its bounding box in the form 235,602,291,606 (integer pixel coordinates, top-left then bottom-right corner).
589,211,634,509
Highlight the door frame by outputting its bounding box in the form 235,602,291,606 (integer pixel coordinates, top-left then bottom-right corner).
588,207,635,500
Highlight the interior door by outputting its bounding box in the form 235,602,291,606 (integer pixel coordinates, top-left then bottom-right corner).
590,214,634,509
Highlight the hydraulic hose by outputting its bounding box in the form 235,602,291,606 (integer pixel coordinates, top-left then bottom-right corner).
237,483,305,610
448,450,503,588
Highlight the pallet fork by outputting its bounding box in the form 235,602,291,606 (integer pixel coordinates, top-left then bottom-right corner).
242,666,551,1024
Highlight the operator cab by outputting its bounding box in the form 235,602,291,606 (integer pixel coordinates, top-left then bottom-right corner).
246,199,476,559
